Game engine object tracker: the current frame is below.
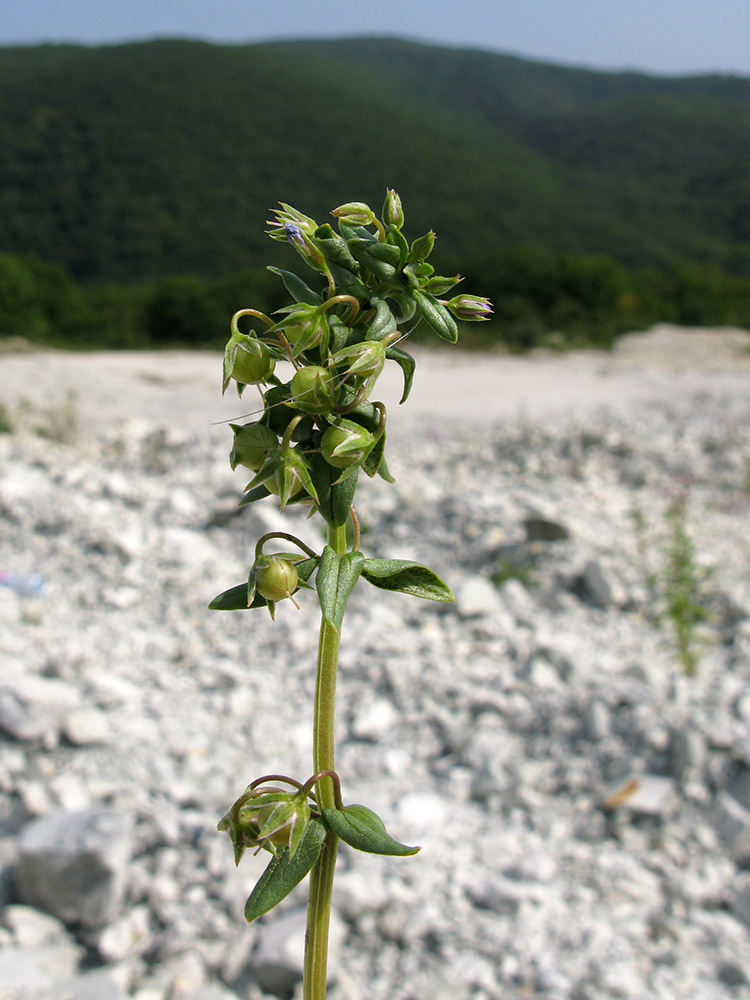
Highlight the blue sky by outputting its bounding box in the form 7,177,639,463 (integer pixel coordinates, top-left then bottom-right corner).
3,0,750,76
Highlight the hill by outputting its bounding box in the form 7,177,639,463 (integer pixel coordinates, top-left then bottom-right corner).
1,37,750,348
2,37,750,281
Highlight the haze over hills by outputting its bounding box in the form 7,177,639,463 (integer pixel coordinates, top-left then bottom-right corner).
1,37,749,347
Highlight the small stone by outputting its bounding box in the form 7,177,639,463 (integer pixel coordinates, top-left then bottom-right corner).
97,904,151,962
350,698,398,741
585,699,611,741
64,968,128,1000
524,515,569,542
0,688,51,742
603,774,677,816
497,577,536,625
0,943,83,994
3,904,70,948
714,792,750,864
63,707,110,746
718,959,750,987
397,791,447,830
582,559,626,609
454,575,505,619
18,808,134,928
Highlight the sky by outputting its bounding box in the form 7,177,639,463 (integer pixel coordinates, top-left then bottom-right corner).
2,0,750,77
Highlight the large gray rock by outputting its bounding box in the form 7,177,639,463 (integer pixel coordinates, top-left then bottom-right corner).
17,808,134,928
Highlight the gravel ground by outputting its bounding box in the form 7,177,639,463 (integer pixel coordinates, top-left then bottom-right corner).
1,324,750,1000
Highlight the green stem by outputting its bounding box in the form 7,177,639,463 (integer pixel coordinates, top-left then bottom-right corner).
304,522,347,1000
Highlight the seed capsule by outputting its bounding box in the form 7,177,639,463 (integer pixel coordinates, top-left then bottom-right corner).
229,423,278,471
289,366,337,415
255,556,299,603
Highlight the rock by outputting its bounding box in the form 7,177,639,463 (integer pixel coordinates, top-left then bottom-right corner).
61,968,128,1000
62,707,110,746
603,775,677,817
17,808,134,928
523,515,569,542
397,791,447,830
350,698,398,741
581,559,626,609
3,904,71,948
97,904,152,962
454,575,506,619
0,943,83,996
718,959,750,987
497,577,536,625
714,792,750,864
0,688,51,743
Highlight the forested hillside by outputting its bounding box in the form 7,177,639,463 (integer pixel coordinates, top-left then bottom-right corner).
1,37,749,348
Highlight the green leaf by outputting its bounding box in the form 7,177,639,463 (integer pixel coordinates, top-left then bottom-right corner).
244,818,327,922
316,546,365,629
361,559,454,602
309,452,358,527
384,344,415,403
412,289,458,343
327,262,369,299
267,266,322,305
361,431,386,479
209,558,317,610
322,805,419,856
238,484,272,507
365,298,398,342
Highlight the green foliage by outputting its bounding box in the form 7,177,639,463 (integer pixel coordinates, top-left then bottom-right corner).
662,493,713,675
2,39,750,350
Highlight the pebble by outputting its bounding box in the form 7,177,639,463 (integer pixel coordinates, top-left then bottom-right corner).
0,366,749,999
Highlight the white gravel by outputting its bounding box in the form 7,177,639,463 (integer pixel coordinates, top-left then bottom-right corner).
1,323,750,1000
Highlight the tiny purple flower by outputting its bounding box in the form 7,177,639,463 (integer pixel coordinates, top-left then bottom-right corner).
284,223,305,246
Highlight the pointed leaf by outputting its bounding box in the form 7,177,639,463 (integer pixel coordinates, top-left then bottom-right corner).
244,818,327,922
239,483,273,507
385,345,416,404
322,805,419,856
361,559,454,602
365,298,398,342
361,431,386,479
412,289,458,343
316,546,365,630
267,267,323,306
309,452,357,527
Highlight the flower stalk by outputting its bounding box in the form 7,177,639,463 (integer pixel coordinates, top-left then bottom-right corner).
211,193,491,998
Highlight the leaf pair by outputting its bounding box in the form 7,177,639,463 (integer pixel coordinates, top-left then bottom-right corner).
244,805,418,922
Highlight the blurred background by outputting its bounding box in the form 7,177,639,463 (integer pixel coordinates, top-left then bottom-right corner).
1,0,750,352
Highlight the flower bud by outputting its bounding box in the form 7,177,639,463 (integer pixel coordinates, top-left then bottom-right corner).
255,555,299,603
229,423,278,471
382,189,404,229
320,419,376,470
289,366,337,415
409,230,436,262
444,294,494,322
331,202,376,226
